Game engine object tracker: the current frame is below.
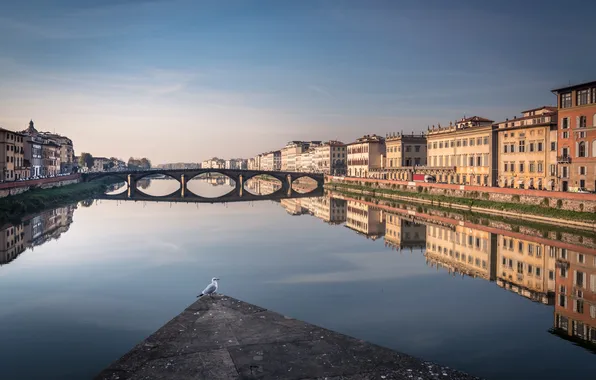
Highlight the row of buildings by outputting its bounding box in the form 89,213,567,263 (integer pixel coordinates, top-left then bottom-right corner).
244,80,595,192
350,81,596,192
201,157,248,170
0,121,75,181
263,188,595,350
247,140,347,175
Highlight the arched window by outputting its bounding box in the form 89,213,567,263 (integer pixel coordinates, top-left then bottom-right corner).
592,140,596,157
578,141,586,157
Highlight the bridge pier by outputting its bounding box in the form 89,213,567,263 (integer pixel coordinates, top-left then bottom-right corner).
127,175,136,198
180,174,186,198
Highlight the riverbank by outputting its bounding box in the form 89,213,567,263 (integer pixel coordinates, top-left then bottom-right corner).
0,179,117,224
96,295,480,380
326,181,596,226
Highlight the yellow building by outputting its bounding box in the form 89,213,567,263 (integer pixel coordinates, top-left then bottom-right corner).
346,135,385,178
426,116,495,185
0,223,26,265
495,106,558,190
345,200,385,239
384,213,426,250
425,223,496,280
385,133,427,180
0,128,26,181
496,235,556,304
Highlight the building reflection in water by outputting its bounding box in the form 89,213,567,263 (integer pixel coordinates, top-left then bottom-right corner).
270,184,596,352
0,204,76,266
2,178,595,353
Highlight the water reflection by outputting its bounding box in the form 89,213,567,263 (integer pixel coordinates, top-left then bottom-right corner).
1,205,75,266
1,179,595,379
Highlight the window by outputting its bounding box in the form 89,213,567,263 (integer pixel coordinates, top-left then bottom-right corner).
574,300,584,314
578,142,586,157
518,141,525,152
549,270,555,280
579,115,587,128
504,163,509,172
563,131,569,139
580,166,586,175
477,137,482,145
476,156,481,166
561,117,569,129
537,142,543,151
518,241,524,253
519,162,525,172
470,138,475,146
463,139,468,147
469,156,474,166
578,254,585,264
561,93,572,108
551,142,556,151
529,162,535,172
529,142,535,152
577,89,590,106
576,271,585,287
504,145,508,153
537,161,543,173
415,145,420,152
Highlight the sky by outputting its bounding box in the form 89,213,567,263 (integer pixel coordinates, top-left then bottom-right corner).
0,0,595,164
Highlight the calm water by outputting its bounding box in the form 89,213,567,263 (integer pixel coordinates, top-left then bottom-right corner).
1,179,595,380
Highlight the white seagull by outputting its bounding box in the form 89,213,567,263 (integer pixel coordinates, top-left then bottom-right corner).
197,277,219,298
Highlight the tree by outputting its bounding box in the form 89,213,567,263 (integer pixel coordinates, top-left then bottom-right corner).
79,152,94,169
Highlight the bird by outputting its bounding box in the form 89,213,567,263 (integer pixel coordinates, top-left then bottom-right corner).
197,277,219,298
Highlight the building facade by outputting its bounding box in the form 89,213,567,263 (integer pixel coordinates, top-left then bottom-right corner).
495,107,558,190
0,128,26,181
426,116,495,185
313,141,346,175
385,133,427,180
42,142,61,176
552,81,596,192
346,135,385,178
345,200,385,239
24,135,43,178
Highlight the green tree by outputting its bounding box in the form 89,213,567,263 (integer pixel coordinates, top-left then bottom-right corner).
78,152,95,169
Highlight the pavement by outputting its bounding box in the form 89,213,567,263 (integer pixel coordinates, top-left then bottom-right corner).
95,294,482,380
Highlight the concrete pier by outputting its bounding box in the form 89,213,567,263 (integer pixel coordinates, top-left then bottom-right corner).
95,295,481,380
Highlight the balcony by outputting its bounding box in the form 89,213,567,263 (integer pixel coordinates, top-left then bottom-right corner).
557,156,571,164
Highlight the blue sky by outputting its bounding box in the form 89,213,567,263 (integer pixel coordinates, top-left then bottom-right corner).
0,0,594,163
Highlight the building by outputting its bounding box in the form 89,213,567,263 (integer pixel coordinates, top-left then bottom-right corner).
311,197,347,224
384,213,426,251
260,151,280,171
425,223,497,280
0,128,26,181
385,133,427,180
496,235,556,304
24,135,43,178
551,81,596,192
281,141,321,172
346,134,385,178
426,116,495,185
91,157,113,172
42,142,61,176
297,148,315,172
495,107,558,190
345,200,385,239
552,246,596,348
313,141,346,175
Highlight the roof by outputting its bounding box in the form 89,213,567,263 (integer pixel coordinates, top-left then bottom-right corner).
520,105,557,114
551,80,596,93
494,111,557,126
459,116,494,123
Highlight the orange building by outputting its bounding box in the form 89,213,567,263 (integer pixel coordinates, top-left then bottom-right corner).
552,247,596,347
551,81,596,192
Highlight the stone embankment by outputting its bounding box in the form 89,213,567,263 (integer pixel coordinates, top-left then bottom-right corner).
0,174,81,198
96,295,481,380
326,176,596,213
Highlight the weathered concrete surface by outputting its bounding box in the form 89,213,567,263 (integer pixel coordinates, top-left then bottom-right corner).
95,295,481,380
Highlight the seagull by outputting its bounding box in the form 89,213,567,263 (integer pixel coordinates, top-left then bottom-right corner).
197,277,219,298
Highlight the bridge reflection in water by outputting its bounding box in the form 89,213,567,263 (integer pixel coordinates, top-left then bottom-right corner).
2,184,595,355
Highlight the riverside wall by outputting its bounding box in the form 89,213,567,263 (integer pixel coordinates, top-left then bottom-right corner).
326,176,596,213
0,174,81,199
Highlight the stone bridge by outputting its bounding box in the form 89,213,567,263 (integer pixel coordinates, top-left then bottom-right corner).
83,169,325,202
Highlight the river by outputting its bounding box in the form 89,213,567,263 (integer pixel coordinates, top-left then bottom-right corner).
0,179,595,380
